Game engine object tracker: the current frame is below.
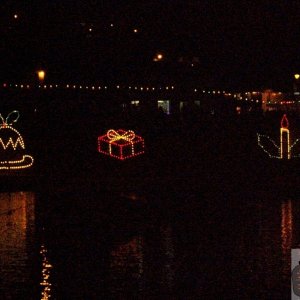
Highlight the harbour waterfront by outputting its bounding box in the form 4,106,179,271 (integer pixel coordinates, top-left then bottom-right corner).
3,2,300,298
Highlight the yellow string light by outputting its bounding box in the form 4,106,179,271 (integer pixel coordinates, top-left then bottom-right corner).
257,114,300,159
0,111,34,170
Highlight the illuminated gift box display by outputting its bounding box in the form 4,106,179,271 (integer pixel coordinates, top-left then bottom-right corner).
0,111,34,169
98,129,145,160
257,114,300,159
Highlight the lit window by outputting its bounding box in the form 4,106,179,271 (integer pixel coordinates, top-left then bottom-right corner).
157,100,170,114
131,100,140,106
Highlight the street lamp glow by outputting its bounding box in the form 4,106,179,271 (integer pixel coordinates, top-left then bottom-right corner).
37,70,45,82
153,53,164,62
295,74,300,80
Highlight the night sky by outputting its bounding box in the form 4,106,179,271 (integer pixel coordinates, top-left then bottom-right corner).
1,0,300,90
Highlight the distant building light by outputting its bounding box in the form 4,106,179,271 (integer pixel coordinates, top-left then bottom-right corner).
14,14,18,19
295,74,300,80
158,100,170,114
131,100,140,106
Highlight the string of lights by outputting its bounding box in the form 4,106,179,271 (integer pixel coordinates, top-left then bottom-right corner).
1,83,233,96
0,83,267,104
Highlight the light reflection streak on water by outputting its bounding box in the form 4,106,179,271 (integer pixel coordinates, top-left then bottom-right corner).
111,236,144,275
110,236,144,293
161,225,175,291
0,191,35,296
40,244,53,300
281,200,292,256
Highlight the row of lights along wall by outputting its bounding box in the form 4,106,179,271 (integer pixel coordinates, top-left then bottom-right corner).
2,83,231,95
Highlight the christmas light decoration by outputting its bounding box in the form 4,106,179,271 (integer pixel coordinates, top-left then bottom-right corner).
257,114,300,159
0,111,34,169
98,129,145,160
280,114,290,159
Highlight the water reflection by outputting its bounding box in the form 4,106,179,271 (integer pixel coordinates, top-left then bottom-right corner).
281,199,293,281
1,188,299,298
281,200,293,255
40,244,53,300
0,191,36,299
110,235,144,297
160,225,175,292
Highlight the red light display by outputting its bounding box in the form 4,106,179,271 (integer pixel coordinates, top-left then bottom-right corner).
281,114,289,129
98,129,145,160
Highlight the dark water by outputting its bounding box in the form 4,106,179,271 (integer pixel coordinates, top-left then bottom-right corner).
0,106,299,299
0,187,297,300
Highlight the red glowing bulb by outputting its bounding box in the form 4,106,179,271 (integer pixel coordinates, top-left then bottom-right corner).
281,114,289,129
